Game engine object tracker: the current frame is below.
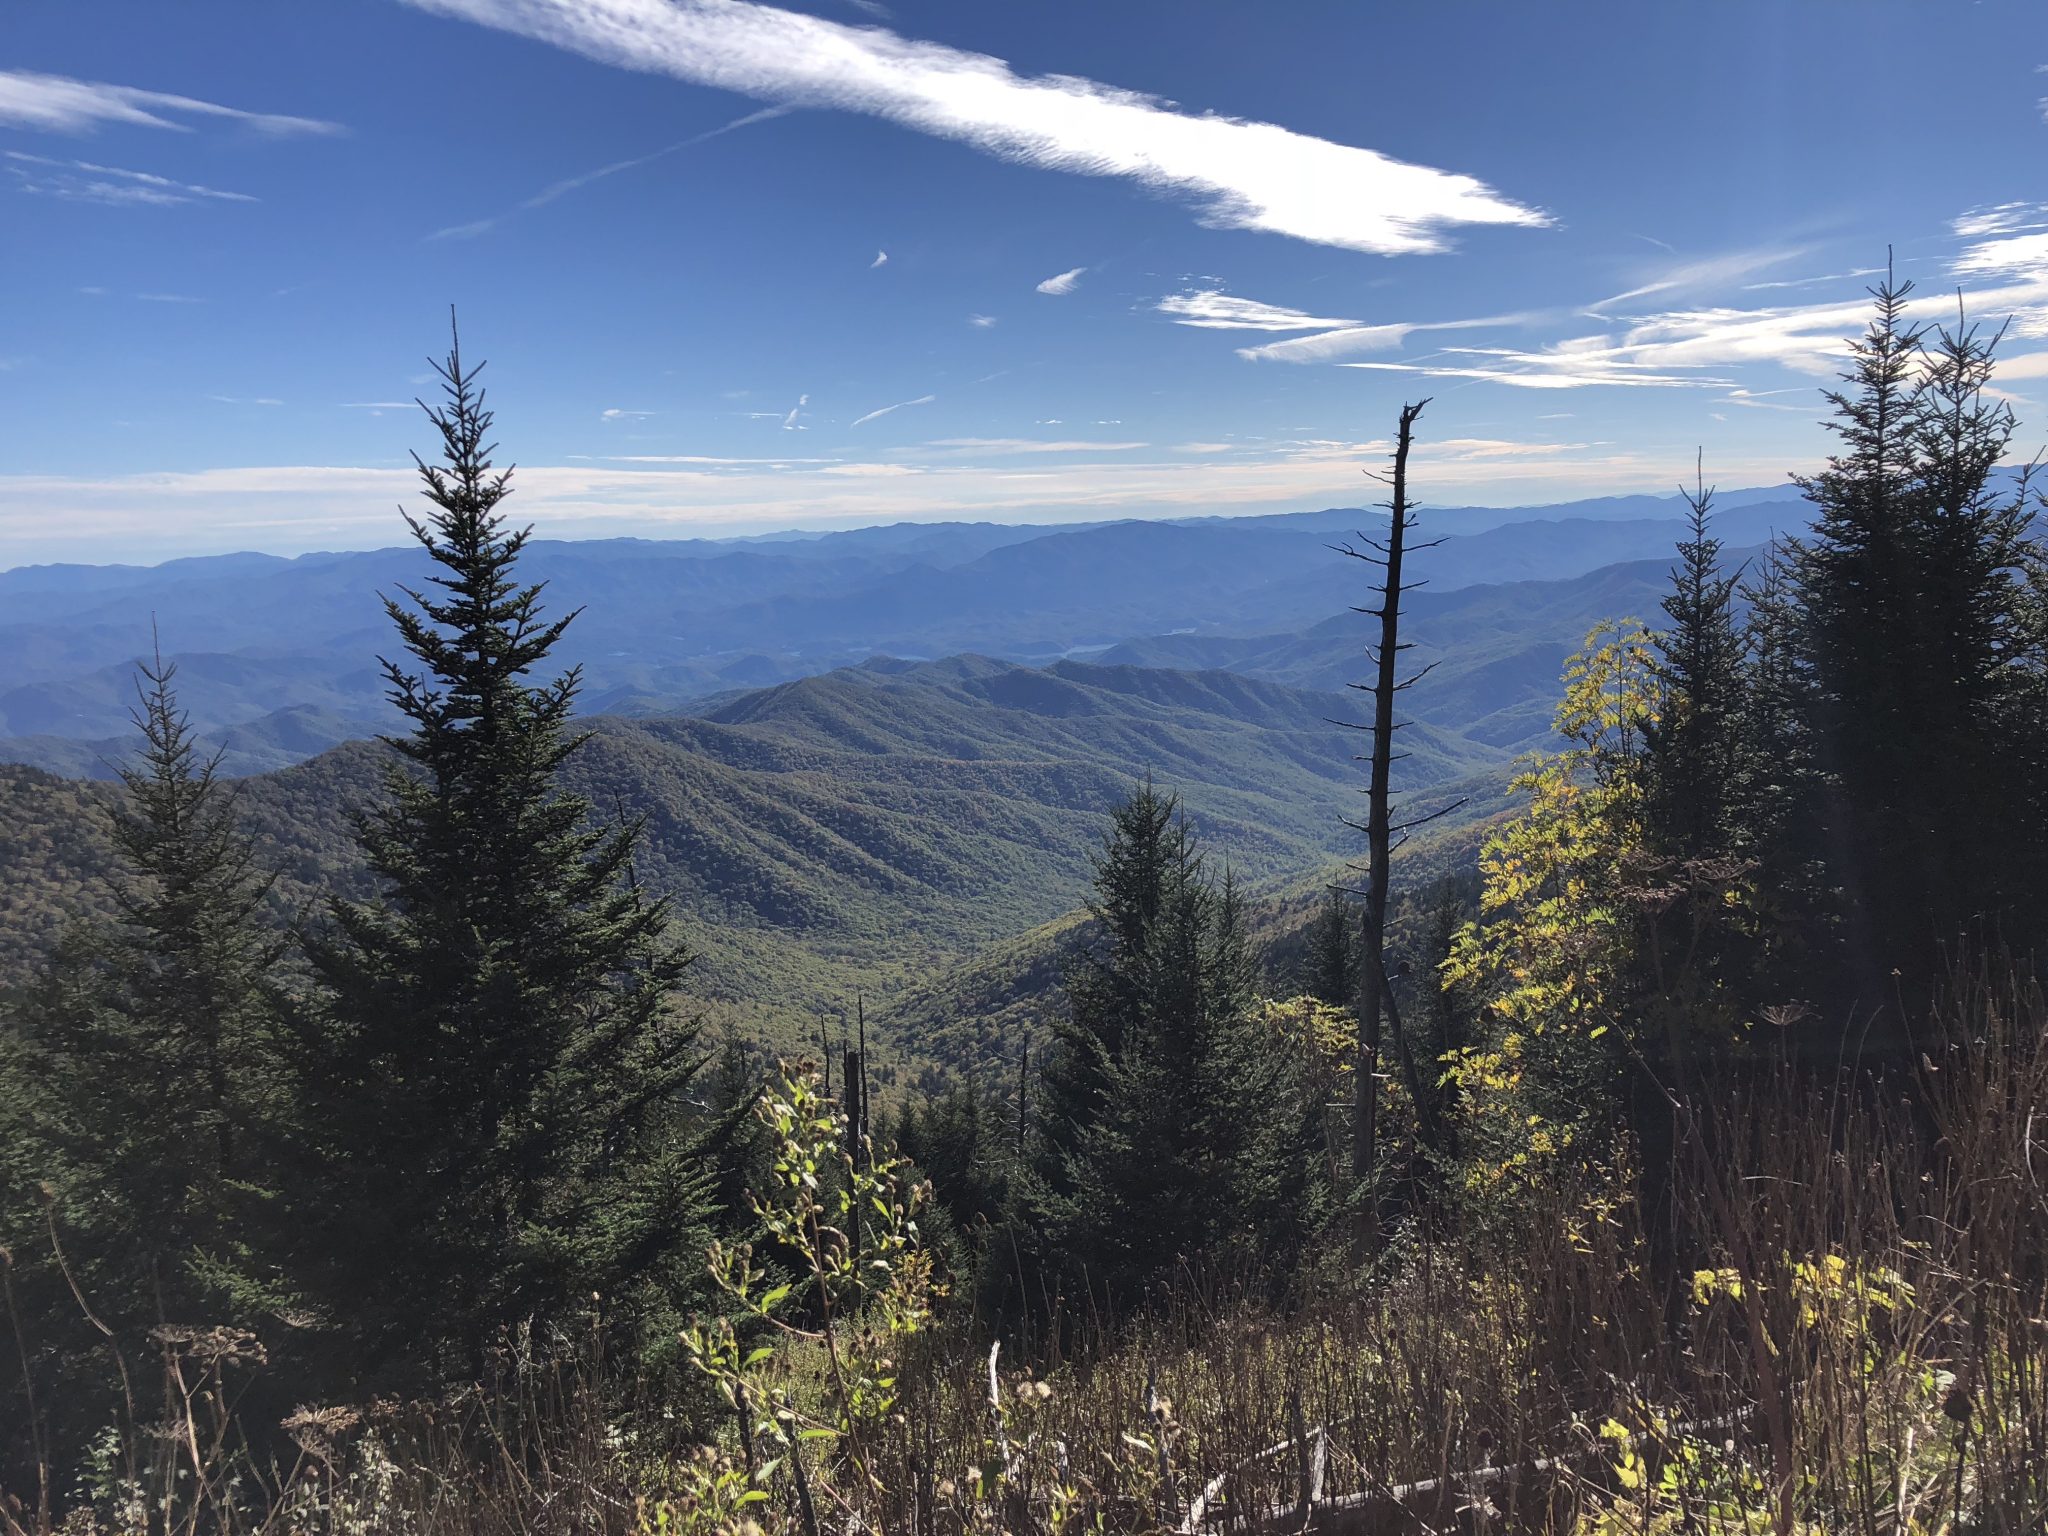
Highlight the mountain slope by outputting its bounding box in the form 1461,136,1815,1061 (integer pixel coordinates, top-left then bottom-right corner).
1100,556,1681,751
0,657,1505,1064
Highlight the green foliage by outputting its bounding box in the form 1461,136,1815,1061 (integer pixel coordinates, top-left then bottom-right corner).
0,652,287,1488
280,332,711,1383
678,1065,940,1522
1644,470,1746,865
1782,277,2048,1006
1445,621,1655,1185
0,765,117,987
1299,888,1357,1007
1027,784,1325,1306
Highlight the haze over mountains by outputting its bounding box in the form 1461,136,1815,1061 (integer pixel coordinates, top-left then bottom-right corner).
0,481,1814,1065
0,487,1806,776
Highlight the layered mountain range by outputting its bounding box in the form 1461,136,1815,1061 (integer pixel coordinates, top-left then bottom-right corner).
0,488,1804,775
0,487,1810,1069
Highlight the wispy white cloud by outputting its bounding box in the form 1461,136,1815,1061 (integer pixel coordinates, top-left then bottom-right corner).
1953,203,2048,239
1036,266,1085,295
1237,310,1536,364
6,150,258,206
1229,210,2048,392
1156,290,1358,330
0,68,344,137
1954,231,2048,280
430,104,785,239
590,453,839,464
968,313,997,328
1237,324,1418,363
1426,437,1588,459
1340,359,1712,390
782,392,809,430
1720,387,1811,413
870,249,888,268
401,0,1547,255
1993,350,2048,381
1329,279,2017,391
136,292,205,304
1586,246,1808,310
850,392,935,427
1740,268,1885,291
923,438,1147,454
16,176,184,208
207,394,283,406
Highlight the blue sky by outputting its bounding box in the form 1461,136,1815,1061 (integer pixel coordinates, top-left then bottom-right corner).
3,0,2046,566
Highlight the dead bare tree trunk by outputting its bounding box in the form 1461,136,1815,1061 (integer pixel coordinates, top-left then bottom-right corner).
1339,400,1454,1244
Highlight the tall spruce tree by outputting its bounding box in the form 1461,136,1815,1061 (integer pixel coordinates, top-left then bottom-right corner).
1027,784,1313,1307
1644,460,1746,864
1730,540,1825,997
1300,888,1359,1007
1906,306,2046,941
1787,272,1931,1005
1635,461,1757,1040
1788,278,2046,1006
1,653,285,1480
287,325,709,1381
6,652,283,1314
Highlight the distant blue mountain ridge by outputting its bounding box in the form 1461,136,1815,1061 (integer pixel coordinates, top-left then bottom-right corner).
0,484,1819,777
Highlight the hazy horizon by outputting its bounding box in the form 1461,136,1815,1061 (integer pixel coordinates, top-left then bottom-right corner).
0,473,1824,575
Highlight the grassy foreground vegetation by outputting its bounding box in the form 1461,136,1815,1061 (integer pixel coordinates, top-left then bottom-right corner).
7,278,2048,1532
11,991,2043,1534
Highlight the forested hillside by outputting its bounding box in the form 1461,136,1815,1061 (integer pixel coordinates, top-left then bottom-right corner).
0,653,1499,1052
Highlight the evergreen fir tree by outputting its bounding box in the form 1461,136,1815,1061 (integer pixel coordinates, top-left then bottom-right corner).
1788,277,2047,1004
286,325,710,1381
1027,785,1313,1307
1786,272,1931,1004
1,652,285,1475
898,1078,1008,1236
1407,875,1474,1139
1906,306,2046,942
1635,462,1757,1036
1212,870,1328,1275
701,1021,772,1234
1644,461,1747,863
1731,540,1825,996
7,651,283,1314
1031,780,1180,1168
1300,888,1359,1007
